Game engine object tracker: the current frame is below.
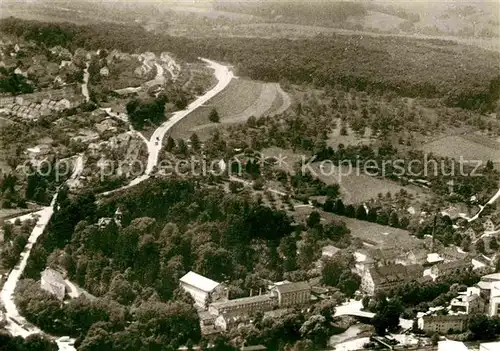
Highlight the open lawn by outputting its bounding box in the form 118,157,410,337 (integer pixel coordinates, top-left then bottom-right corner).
421,135,500,165
292,206,422,250
170,78,290,140
309,163,429,204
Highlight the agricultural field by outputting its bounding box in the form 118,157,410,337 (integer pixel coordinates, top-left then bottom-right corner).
421,135,500,167
170,78,290,140
310,163,429,205
292,206,423,251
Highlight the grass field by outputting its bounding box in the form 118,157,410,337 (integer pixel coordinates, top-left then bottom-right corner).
292,206,422,250
310,163,429,204
421,135,500,165
170,78,290,140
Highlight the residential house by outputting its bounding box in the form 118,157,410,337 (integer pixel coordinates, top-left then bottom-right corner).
417,314,468,334
40,268,67,301
450,288,484,314
483,214,500,233
431,259,472,278
361,264,425,296
214,313,250,331
100,67,110,77
269,281,311,307
179,271,226,309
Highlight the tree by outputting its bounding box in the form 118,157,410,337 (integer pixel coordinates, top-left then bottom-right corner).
334,199,345,215
344,204,355,218
490,237,499,251
355,205,367,220
190,133,201,151
476,238,486,254
431,333,439,346
306,211,321,228
209,108,220,123
389,211,400,228
372,296,403,335
164,136,176,152
468,315,498,340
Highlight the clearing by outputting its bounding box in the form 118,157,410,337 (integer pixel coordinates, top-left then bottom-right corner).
310,163,429,205
170,78,290,140
421,135,500,166
293,206,422,250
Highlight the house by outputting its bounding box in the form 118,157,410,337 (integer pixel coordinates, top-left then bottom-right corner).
426,253,444,265
450,288,484,314
321,245,341,258
40,268,67,301
476,273,500,317
361,264,425,296
269,281,311,307
483,214,500,233
179,271,226,309
214,313,250,331
209,294,276,318
465,227,478,240
417,314,468,334
431,260,472,278
99,67,110,76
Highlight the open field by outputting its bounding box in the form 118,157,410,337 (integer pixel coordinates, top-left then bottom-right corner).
292,206,422,250
421,135,500,165
310,163,429,205
170,78,290,140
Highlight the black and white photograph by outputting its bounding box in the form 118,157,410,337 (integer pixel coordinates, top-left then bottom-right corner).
0,0,499,350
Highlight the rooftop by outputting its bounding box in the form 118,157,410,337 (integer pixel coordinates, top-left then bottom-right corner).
438,340,468,351
272,281,310,294
210,294,274,309
179,271,220,292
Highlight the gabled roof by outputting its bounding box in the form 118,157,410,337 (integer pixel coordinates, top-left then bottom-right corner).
370,264,424,285
272,281,310,294
179,271,220,292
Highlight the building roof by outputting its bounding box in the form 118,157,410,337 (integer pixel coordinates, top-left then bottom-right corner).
240,346,267,351
427,253,444,264
438,340,468,351
272,281,310,294
210,294,273,310
480,341,500,351
322,245,340,257
437,259,472,272
179,271,220,292
370,264,424,285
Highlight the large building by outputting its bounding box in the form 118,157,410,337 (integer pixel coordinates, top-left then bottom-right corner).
179,271,226,309
477,273,500,317
269,281,311,307
450,288,484,315
361,264,425,295
208,295,276,317
418,314,468,334
40,268,66,301
480,341,500,351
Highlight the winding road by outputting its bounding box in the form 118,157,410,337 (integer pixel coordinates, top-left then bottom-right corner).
0,59,233,349
102,58,234,195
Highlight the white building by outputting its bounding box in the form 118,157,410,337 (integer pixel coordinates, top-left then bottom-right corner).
480,341,500,351
179,271,226,309
438,340,469,351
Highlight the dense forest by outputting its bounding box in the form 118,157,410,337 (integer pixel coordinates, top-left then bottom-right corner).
213,0,367,26
1,17,499,112
18,176,356,349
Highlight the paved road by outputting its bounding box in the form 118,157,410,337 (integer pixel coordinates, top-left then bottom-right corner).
0,154,83,349
0,59,233,349
102,58,234,196
81,62,90,103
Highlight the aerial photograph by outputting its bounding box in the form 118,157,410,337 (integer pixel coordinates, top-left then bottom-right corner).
0,0,499,350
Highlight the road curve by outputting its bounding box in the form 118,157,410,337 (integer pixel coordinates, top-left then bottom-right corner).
0,155,84,349
102,58,234,195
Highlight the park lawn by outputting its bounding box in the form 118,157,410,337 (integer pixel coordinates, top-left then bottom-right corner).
309,162,429,204
170,78,287,140
421,135,500,165
292,206,422,250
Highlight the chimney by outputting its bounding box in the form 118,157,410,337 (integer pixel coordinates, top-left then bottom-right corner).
250,289,253,297
259,288,262,296
225,288,229,300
